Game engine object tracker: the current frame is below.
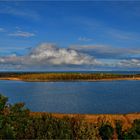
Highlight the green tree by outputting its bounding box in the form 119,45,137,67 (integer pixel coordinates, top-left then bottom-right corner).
0,94,15,139
99,122,114,140
0,94,30,139
0,94,8,111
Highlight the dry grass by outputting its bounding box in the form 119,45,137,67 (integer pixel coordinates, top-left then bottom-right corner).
31,112,140,130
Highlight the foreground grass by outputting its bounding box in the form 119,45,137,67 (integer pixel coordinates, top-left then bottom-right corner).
31,112,140,130
1,94,140,139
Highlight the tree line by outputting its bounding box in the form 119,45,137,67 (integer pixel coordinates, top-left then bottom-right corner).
0,72,140,81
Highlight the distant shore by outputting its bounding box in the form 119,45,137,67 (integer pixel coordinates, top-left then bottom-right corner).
0,72,140,82
0,77,140,82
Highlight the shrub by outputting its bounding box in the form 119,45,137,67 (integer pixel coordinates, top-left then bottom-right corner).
123,119,140,139
115,120,123,139
69,115,99,140
24,115,73,139
99,122,114,140
0,94,8,111
0,94,30,139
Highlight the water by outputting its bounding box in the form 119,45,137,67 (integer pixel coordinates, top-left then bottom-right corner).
0,80,140,114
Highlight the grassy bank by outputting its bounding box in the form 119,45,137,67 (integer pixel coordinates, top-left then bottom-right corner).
0,72,140,81
31,112,140,130
1,94,140,139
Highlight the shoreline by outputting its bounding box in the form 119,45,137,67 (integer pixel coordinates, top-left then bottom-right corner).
0,77,21,81
1,77,140,82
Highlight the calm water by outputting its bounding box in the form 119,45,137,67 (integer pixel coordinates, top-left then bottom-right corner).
0,80,140,114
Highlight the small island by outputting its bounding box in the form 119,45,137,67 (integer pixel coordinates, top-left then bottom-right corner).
0,72,140,82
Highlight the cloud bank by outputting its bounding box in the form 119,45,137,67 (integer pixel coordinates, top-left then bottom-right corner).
0,43,100,70
0,43,140,70
70,45,140,59
117,59,140,68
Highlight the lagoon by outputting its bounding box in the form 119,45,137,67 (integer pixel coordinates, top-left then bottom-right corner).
0,80,140,114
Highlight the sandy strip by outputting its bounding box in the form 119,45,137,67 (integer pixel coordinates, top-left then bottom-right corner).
0,77,21,81
0,77,140,82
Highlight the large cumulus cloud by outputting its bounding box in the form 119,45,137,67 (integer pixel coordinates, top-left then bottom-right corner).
0,43,101,69
28,43,100,65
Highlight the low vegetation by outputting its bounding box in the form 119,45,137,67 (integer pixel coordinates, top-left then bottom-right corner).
0,94,140,139
0,72,140,81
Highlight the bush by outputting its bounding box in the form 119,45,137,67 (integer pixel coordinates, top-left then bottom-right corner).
69,115,99,140
0,94,30,139
0,94,8,111
17,114,72,139
123,119,140,139
115,120,123,139
99,122,114,140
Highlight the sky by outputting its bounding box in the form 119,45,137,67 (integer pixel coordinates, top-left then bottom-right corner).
0,1,140,71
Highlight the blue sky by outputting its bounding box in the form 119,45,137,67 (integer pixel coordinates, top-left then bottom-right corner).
0,1,140,71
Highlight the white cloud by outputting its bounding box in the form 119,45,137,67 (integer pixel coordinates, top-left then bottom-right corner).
70,44,140,59
1,43,140,70
8,30,35,37
117,59,140,68
27,43,100,65
78,37,93,42
0,43,101,69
